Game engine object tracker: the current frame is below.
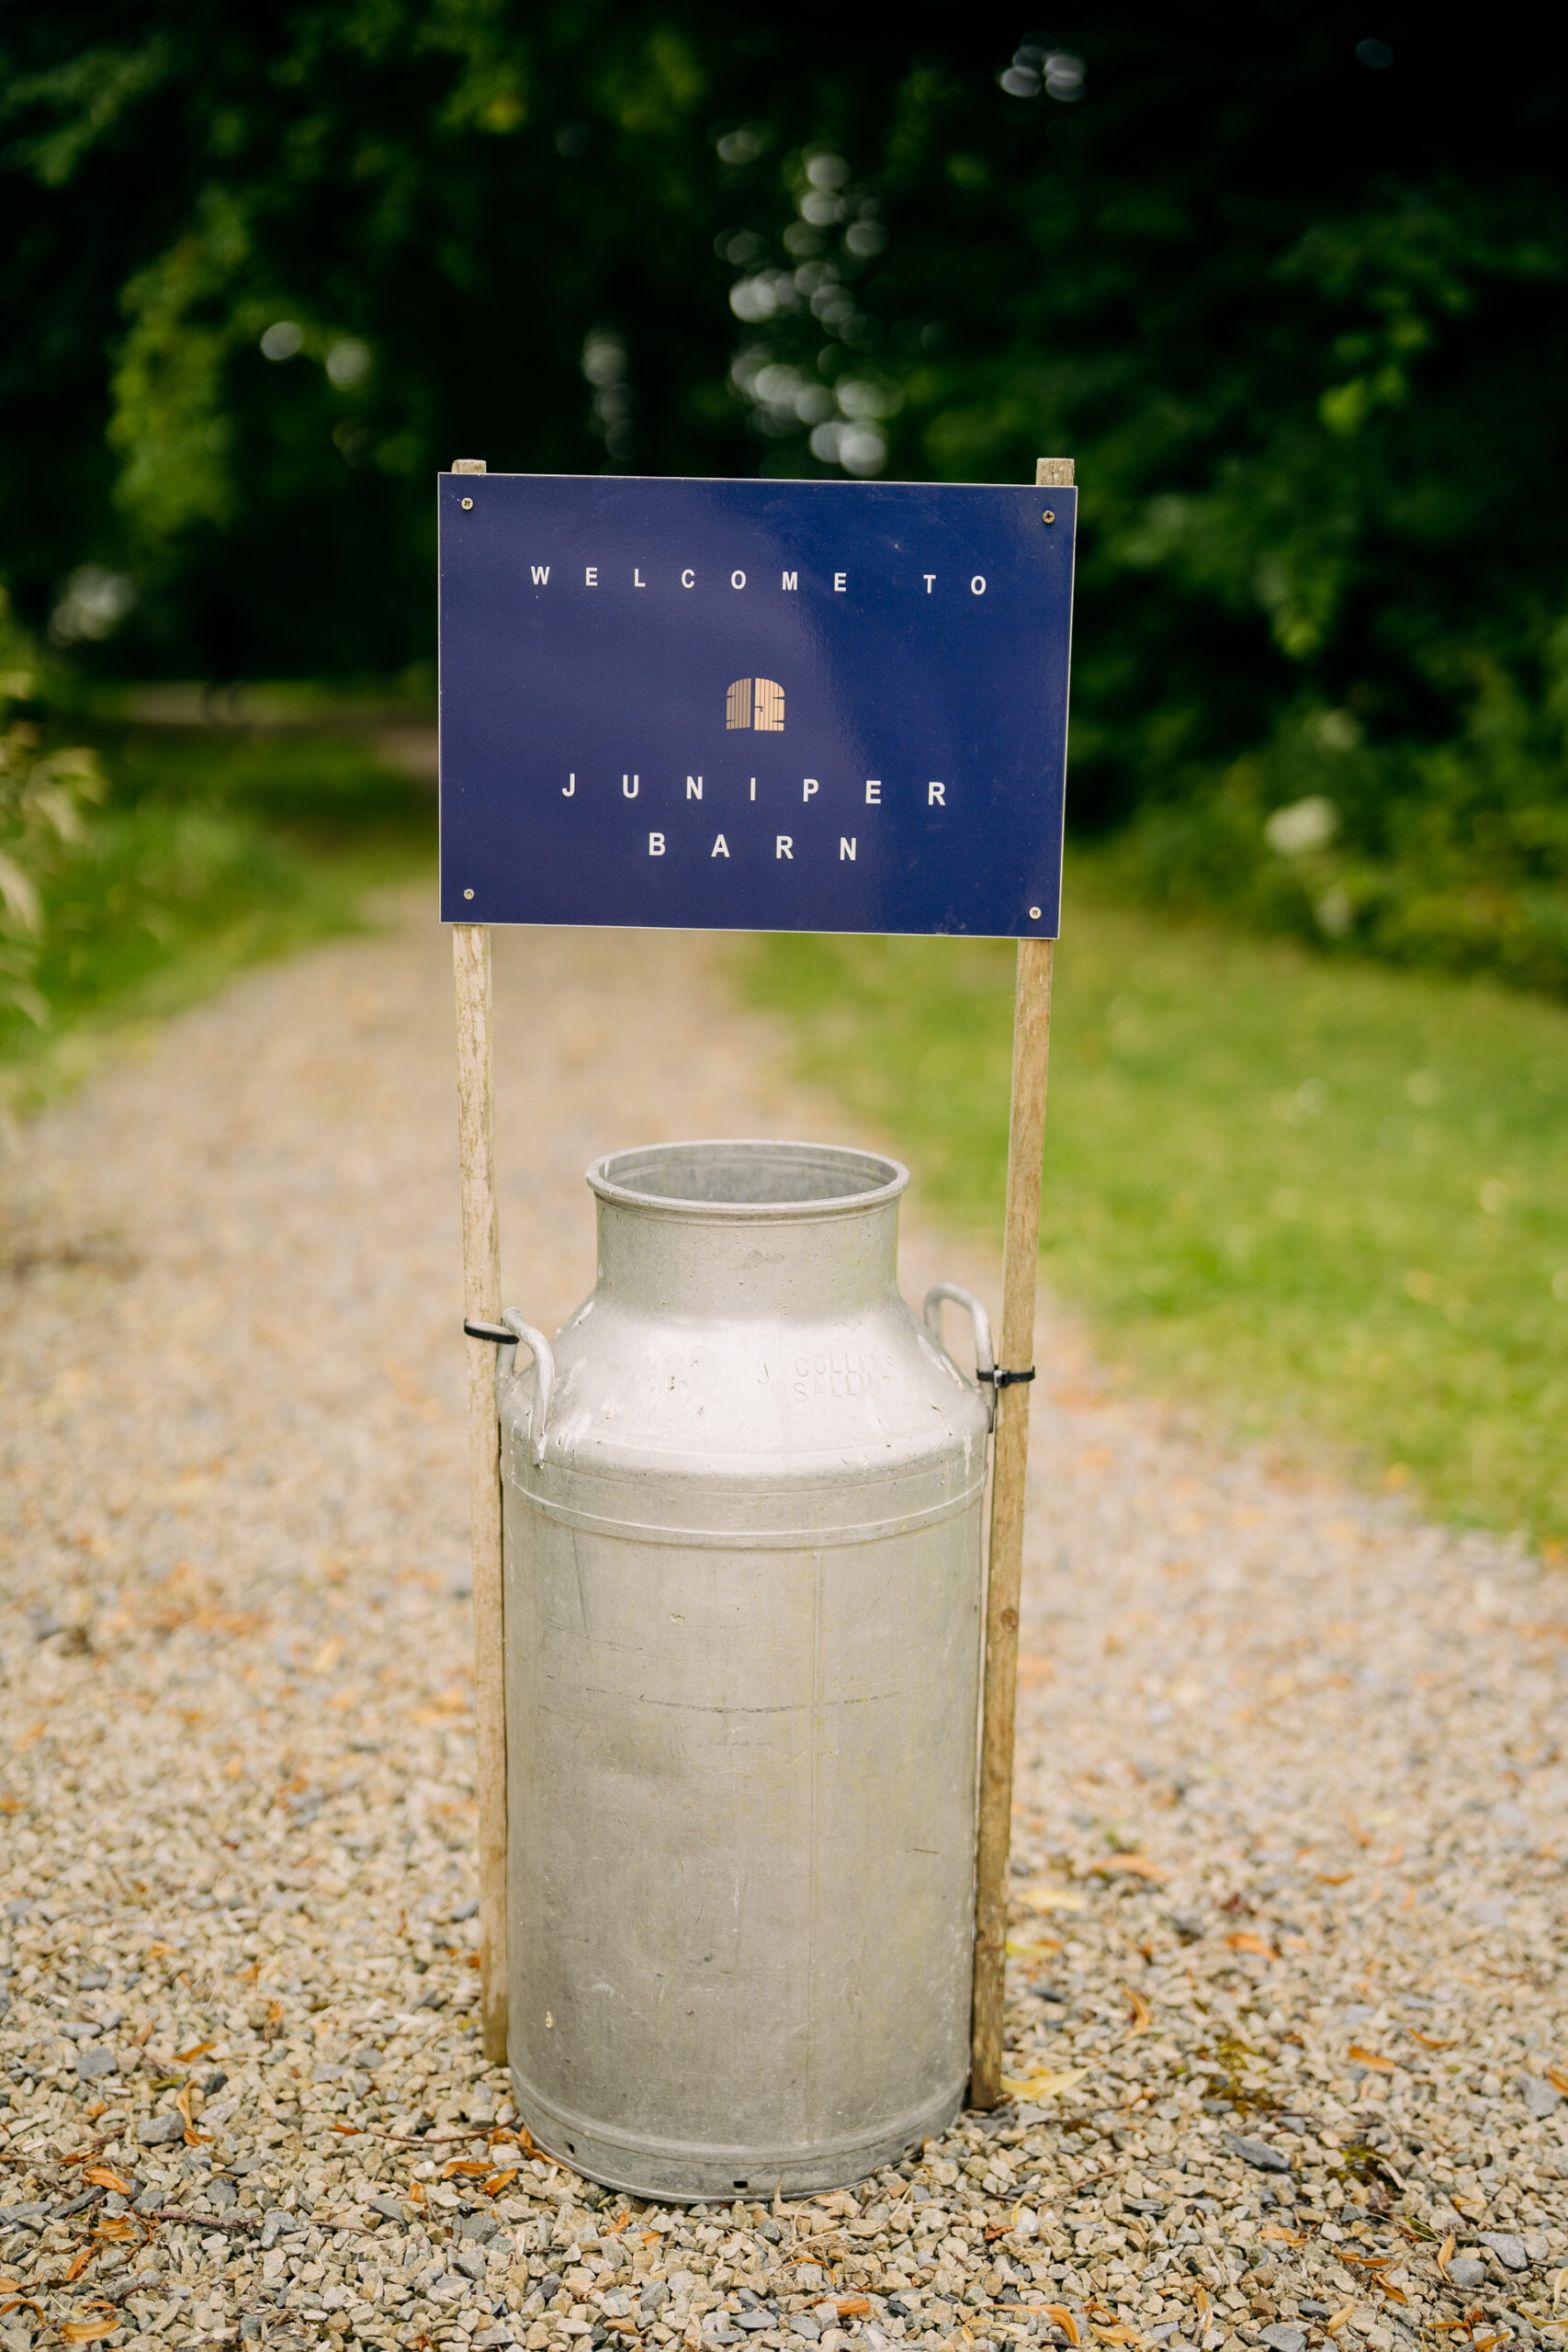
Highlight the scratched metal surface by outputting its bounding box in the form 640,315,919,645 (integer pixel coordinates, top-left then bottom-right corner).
497,1140,992,2198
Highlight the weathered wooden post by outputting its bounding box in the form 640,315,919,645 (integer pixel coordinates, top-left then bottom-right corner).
448,458,509,2064
967,456,1073,2109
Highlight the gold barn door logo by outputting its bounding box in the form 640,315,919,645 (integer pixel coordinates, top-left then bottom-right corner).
726,677,784,732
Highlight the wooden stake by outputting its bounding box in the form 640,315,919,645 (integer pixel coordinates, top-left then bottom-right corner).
453,919,508,2064
969,455,1072,2109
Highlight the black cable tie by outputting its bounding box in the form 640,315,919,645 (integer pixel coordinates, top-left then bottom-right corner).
989,1366,1037,1388
463,1320,515,1344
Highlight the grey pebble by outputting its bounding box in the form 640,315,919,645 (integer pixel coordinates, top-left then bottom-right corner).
1259,2331,1305,2352
138,2112,184,2146
1477,2233,1529,2272
74,2043,118,2078
1518,2075,1561,2119
1445,2258,1486,2290
1224,2133,1292,2173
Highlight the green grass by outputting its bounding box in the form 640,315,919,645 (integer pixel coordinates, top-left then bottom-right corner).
739,882,1568,1548
1,723,434,1114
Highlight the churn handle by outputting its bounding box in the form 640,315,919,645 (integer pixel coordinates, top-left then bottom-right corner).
923,1283,997,1427
501,1310,555,1466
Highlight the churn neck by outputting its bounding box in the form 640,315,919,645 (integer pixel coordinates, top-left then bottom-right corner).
586,1140,908,1320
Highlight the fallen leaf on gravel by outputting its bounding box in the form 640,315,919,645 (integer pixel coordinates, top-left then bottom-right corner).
83,2166,132,2192
1043,2307,1080,2344
1548,2063,1568,2095
483,2169,518,2195
1125,1988,1153,2034
66,2247,97,2280
1083,1856,1167,1881
1022,1887,1089,1914
1324,2306,1356,2335
175,2084,209,2144
1407,2030,1456,2050
92,2219,139,2244
1437,2233,1456,2277
1007,1936,1064,1959
833,2298,870,2318
62,2308,119,2344
1261,2226,1304,2244
174,2041,215,2063
1,2301,45,2324
1315,1872,1354,1886
1089,2328,1142,2346
1226,1931,1279,1958
1347,2045,1396,2072
441,2159,491,2178
1000,2064,1088,2099
333,2123,362,2136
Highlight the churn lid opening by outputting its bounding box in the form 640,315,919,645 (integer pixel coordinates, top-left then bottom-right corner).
588,1138,908,1214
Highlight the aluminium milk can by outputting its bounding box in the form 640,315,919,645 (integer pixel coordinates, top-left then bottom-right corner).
496,1139,994,2199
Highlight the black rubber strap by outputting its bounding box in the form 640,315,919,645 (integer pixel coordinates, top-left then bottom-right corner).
989,1367,1037,1388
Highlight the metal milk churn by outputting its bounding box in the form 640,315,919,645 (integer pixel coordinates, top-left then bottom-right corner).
496,1139,995,2199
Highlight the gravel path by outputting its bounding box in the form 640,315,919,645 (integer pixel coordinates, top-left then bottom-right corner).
2,897,1565,2352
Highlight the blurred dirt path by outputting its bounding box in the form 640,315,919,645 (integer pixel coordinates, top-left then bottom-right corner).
1,892,1563,2350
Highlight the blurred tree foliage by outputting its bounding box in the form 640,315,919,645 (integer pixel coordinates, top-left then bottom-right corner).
4,3,1567,982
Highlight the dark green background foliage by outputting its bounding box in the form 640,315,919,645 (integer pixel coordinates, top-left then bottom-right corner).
4,3,1567,982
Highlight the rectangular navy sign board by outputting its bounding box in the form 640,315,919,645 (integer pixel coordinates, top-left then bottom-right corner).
438,472,1075,938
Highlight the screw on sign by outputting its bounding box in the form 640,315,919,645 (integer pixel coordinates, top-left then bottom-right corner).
443,455,1076,2163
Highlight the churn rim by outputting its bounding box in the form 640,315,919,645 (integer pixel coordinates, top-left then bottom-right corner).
586,1137,909,1219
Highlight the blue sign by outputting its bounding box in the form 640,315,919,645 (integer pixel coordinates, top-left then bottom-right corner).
438,473,1075,937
